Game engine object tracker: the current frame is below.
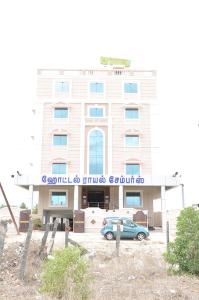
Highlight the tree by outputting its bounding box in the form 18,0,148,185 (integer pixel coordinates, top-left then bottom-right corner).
164,207,199,275
20,202,28,209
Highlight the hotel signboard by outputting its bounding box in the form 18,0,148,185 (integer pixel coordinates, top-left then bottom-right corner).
41,175,144,186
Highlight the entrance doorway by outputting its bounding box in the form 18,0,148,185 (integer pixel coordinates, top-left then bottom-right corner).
43,210,73,231
81,186,110,209
52,217,73,231
87,190,104,208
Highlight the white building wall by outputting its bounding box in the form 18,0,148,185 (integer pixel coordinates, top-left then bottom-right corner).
38,69,155,176
34,68,162,229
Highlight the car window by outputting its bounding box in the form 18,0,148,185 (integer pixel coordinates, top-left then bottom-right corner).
111,219,122,225
123,219,132,226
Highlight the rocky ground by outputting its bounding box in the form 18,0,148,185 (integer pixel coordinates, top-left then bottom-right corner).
0,230,199,299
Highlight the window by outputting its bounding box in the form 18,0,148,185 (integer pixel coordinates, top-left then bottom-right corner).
123,219,132,226
125,108,139,119
126,164,140,175
124,192,142,207
55,81,69,93
90,82,104,93
124,83,138,93
89,107,104,117
51,191,67,207
54,108,68,118
125,135,139,147
52,163,67,174
89,129,104,174
53,135,67,145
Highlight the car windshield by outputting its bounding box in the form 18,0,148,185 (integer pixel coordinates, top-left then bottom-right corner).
104,218,139,227
109,219,121,225
123,219,131,226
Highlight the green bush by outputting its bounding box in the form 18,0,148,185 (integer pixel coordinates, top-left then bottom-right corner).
32,218,42,229
20,202,28,209
164,207,199,275
32,204,38,214
40,247,91,299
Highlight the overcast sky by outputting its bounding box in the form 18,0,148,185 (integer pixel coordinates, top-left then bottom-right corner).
0,0,199,208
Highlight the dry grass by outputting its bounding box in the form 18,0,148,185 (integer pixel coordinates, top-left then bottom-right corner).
90,247,199,300
0,241,42,299
0,238,199,299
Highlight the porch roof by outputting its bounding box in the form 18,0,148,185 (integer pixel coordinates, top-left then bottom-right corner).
13,174,179,190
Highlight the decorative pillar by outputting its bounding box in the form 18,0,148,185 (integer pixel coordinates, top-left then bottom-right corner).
161,185,166,211
80,102,85,175
74,185,79,210
108,103,112,174
119,185,123,209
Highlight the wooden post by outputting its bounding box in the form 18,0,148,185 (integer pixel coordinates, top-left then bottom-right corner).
68,238,88,255
116,221,121,257
0,183,19,234
19,219,33,280
0,221,7,262
39,223,50,258
65,219,69,248
166,220,170,250
48,219,58,254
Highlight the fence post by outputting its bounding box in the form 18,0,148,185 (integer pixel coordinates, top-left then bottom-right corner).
166,220,170,250
65,219,69,248
39,223,50,258
0,221,7,262
19,219,33,280
48,219,58,255
116,221,121,257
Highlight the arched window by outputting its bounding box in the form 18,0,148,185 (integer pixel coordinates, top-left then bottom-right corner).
89,129,104,175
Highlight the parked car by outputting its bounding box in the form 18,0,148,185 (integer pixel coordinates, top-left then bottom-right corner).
101,216,149,241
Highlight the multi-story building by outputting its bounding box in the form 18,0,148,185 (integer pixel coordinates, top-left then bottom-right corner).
16,63,178,232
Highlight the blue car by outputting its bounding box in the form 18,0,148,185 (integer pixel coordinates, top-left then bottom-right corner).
101,217,149,241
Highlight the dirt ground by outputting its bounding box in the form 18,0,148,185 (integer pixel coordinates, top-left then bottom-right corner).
0,230,199,300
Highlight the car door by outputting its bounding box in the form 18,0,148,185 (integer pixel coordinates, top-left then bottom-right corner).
122,219,137,238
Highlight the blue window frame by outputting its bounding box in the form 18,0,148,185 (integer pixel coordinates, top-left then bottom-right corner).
90,82,104,93
52,163,67,174
125,135,139,147
124,83,138,93
89,130,104,174
125,108,139,119
53,135,67,145
55,81,69,93
126,164,140,175
89,107,104,117
51,191,67,206
125,192,141,207
54,108,68,118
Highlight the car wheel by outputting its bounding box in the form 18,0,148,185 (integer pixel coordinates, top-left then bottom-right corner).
137,232,146,241
105,232,114,240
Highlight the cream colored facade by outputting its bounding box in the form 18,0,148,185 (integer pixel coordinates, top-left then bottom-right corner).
16,67,178,232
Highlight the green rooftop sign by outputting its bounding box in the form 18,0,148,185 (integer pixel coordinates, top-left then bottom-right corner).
100,56,131,67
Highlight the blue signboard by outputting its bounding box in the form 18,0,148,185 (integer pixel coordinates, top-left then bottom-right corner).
41,175,145,185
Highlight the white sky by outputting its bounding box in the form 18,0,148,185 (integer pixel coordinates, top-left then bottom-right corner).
0,0,199,208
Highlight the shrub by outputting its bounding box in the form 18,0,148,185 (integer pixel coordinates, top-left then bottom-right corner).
40,247,91,299
20,202,28,209
32,218,42,230
164,207,199,275
32,204,38,214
